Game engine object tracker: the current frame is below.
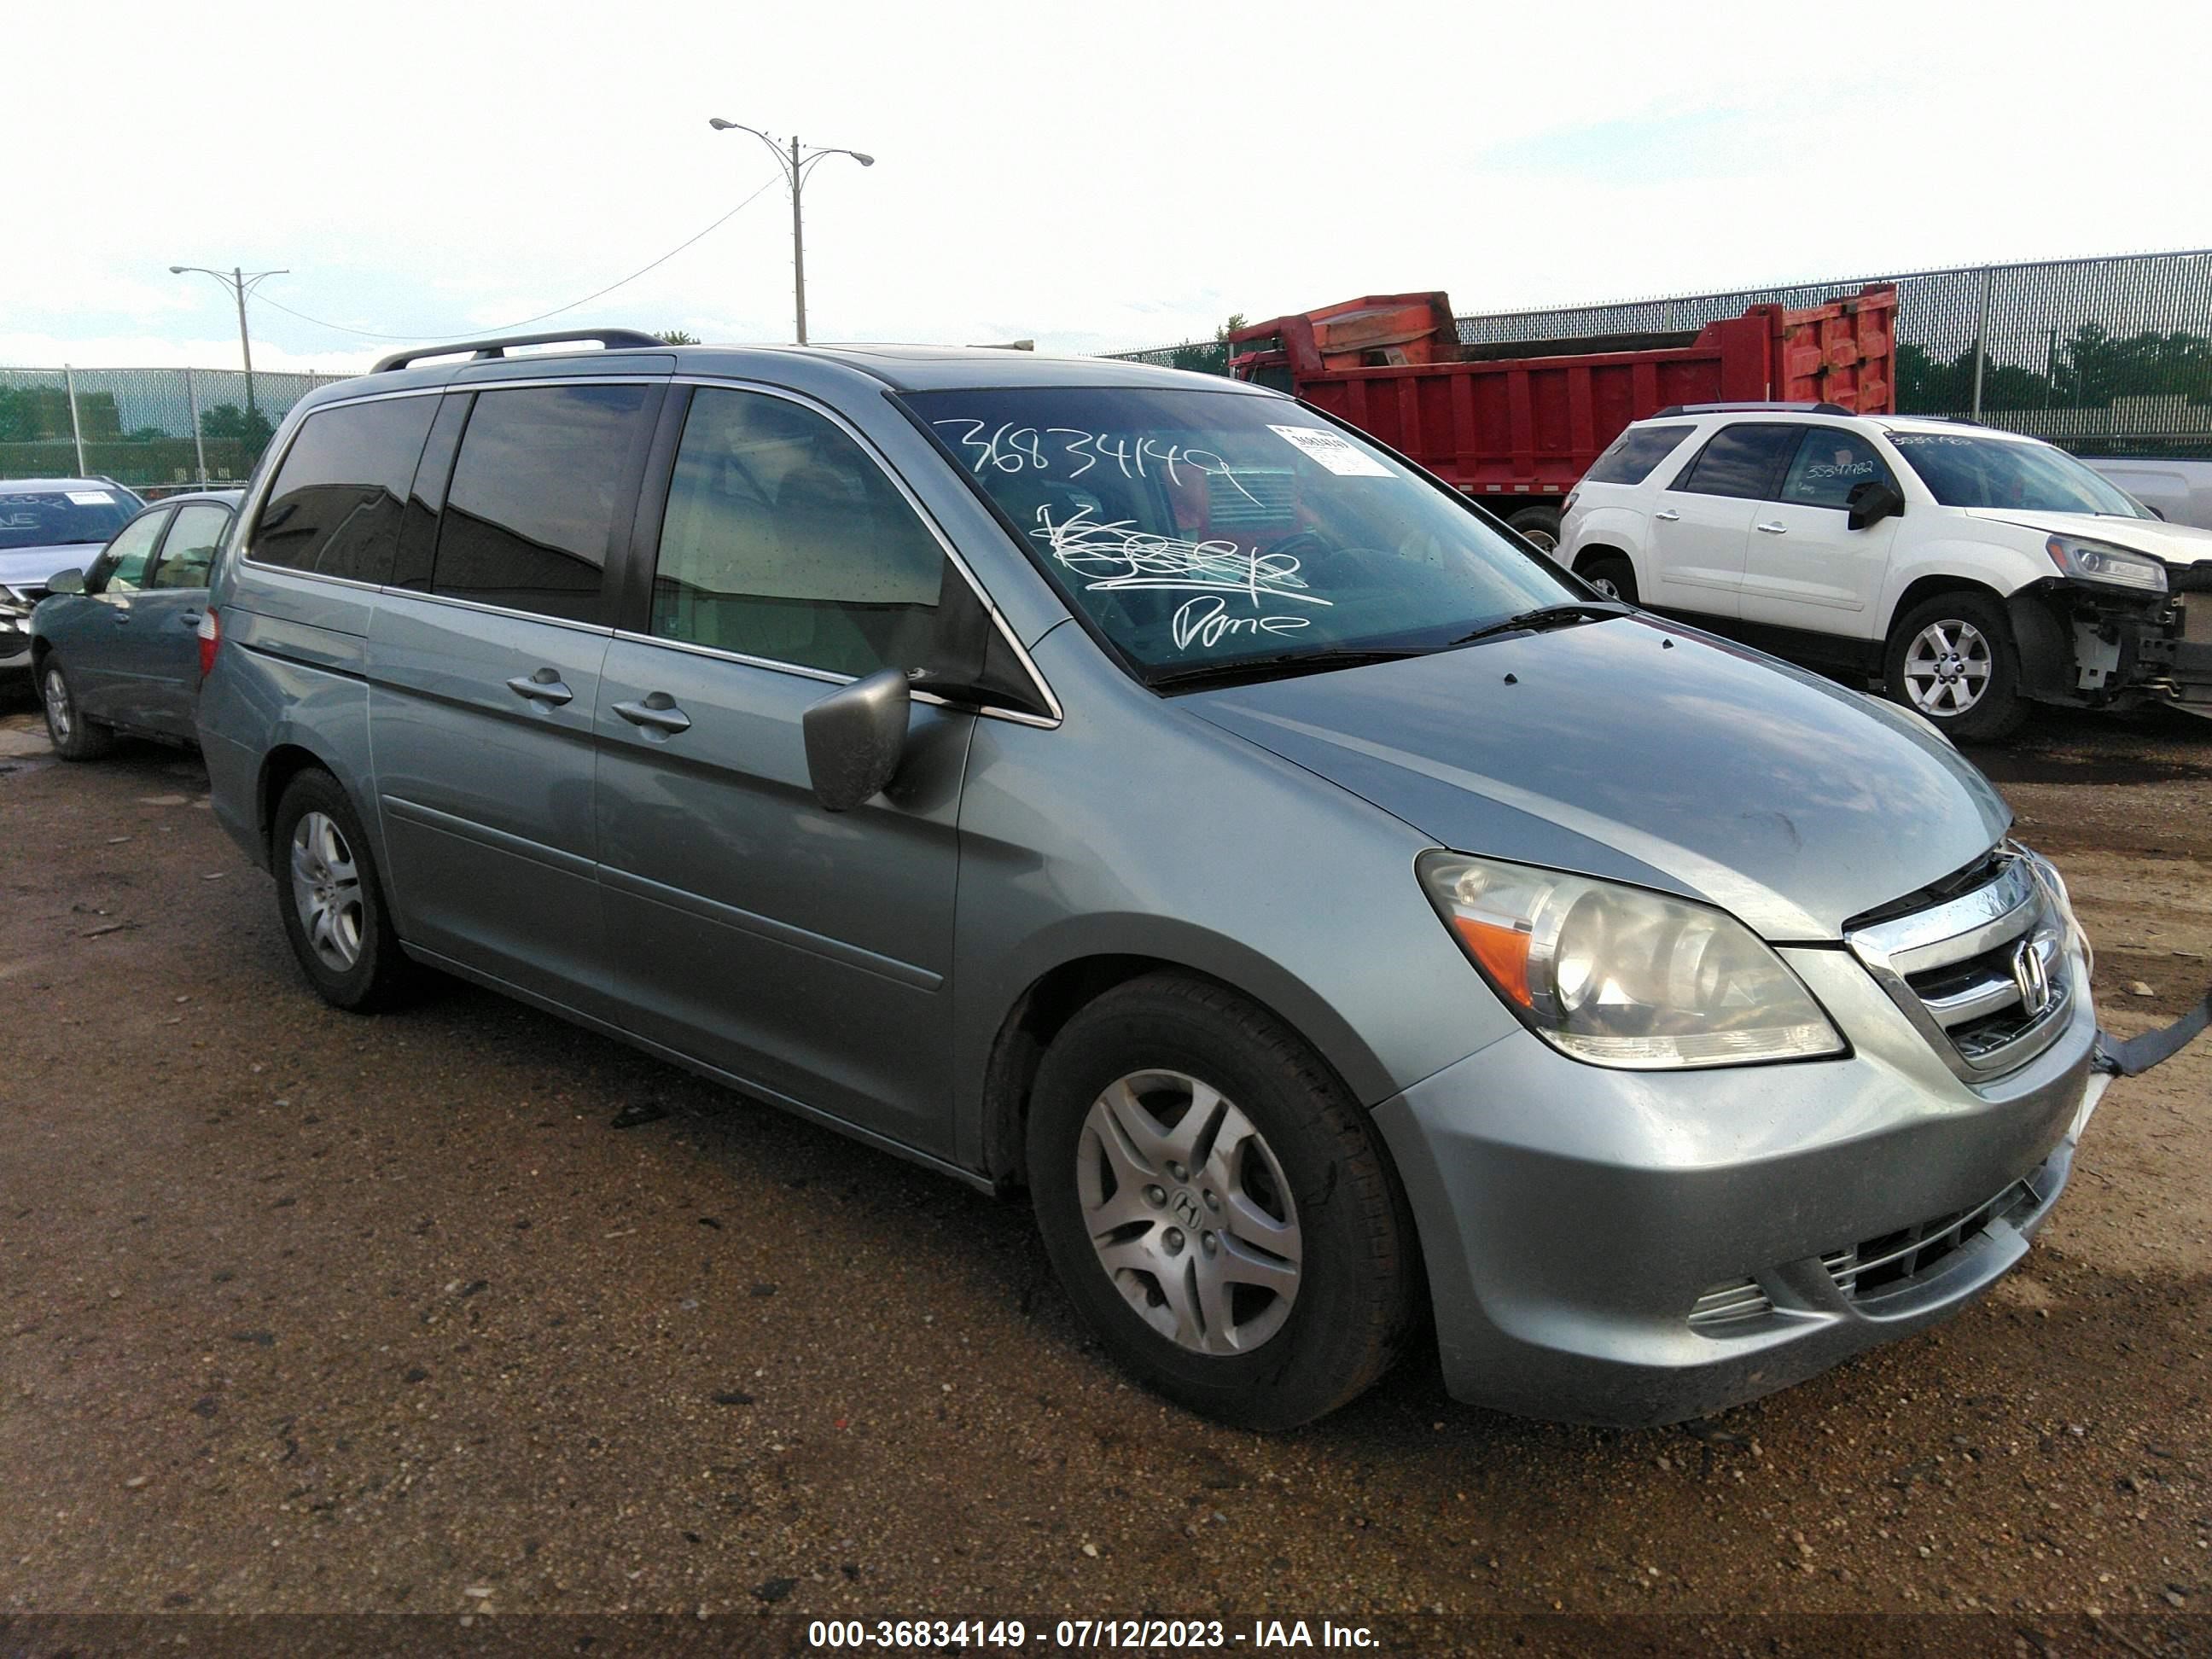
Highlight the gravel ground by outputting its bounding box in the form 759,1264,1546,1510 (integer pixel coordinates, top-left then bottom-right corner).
1,690,2207,1645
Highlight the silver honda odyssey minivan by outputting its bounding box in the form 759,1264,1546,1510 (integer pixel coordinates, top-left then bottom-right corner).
197,329,2185,1430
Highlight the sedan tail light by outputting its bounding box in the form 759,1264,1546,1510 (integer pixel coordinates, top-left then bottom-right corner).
197,607,221,679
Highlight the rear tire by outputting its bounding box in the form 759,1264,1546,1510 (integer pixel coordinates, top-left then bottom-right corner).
1509,506,1563,552
1883,591,2029,743
271,770,416,1012
1577,551,1639,605
1025,973,1418,1429
39,657,114,760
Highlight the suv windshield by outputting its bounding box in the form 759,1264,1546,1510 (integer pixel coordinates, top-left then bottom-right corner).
1886,431,2153,518
0,488,135,552
905,387,1572,684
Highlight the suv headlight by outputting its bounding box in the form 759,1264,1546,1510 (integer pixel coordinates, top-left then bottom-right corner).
2045,534,2166,594
1417,852,1847,1069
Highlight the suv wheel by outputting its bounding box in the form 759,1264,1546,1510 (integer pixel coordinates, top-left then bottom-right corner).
271,770,416,1011
1578,552,1639,605
40,658,114,760
1884,591,2029,742
1025,974,1417,1429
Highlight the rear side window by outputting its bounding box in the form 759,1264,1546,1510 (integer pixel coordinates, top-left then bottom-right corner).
148,503,230,590
253,396,439,583
1585,423,1694,486
1778,428,1895,509
1670,424,1802,499
431,384,653,626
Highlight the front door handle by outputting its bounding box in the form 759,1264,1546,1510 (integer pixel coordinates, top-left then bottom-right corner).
1654,509,1680,522
613,693,692,736
178,610,202,629
506,669,573,706
1755,521,1788,534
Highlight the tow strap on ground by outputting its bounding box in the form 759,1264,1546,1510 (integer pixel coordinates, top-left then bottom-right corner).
2093,985,2212,1078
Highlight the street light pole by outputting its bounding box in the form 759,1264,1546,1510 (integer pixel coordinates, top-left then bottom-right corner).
169,264,287,416
708,118,873,346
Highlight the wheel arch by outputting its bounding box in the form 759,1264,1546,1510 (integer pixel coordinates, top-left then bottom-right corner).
973,936,1396,1192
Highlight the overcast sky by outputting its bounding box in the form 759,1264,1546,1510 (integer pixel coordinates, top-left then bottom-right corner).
8,0,2209,375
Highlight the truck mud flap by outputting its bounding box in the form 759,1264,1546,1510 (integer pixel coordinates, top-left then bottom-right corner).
2094,984,2212,1078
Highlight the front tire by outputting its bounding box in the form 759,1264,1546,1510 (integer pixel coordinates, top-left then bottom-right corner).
40,657,114,760
1577,551,1639,605
271,770,415,1012
1883,591,2029,742
1026,974,1417,1429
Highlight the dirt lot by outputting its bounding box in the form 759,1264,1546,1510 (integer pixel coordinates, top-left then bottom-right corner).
2,689,2207,1644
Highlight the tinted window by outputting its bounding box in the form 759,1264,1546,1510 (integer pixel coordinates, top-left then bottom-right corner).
1585,423,1694,486
651,388,945,677
90,509,168,594
148,503,230,590
1778,429,1893,509
0,488,134,552
253,396,438,583
1671,424,1801,499
433,384,651,625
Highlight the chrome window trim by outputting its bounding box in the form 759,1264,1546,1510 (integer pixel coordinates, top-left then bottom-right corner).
375,585,615,638
660,374,1063,728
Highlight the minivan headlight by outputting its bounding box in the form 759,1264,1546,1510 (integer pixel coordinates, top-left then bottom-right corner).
1417,852,1847,1069
2044,535,2166,593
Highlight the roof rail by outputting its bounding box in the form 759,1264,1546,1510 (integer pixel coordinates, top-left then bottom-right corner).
371,329,667,374
1651,400,1854,417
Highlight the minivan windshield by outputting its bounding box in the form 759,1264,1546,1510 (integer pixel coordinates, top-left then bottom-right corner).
1886,430,2154,519
0,488,135,552
905,387,1575,685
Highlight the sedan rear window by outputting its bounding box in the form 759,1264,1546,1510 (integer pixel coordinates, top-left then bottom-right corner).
1584,424,1694,486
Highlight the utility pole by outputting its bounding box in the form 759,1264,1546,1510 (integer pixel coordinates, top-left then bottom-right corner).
708,117,874,346
169,264,287,416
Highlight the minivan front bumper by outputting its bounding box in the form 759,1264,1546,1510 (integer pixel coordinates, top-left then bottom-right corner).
1373,942,2109,1428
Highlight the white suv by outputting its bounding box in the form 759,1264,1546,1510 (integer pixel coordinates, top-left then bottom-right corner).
1557,404,2212,739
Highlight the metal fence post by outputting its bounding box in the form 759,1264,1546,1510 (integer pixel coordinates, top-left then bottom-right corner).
1969,265,1993,419
185,367,209,486
64,365,88,476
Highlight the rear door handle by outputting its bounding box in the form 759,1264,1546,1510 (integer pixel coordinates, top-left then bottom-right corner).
1755,521,1788,534
613,693,691,736
178,610,202,629
506,669,573,706
1654,509,1680,522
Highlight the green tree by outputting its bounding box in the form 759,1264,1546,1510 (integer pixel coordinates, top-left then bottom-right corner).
655,329,700,345
199,403,275,447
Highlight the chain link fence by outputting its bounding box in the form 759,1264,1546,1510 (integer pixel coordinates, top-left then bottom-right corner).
1110,249,2212,459
0,365,348,495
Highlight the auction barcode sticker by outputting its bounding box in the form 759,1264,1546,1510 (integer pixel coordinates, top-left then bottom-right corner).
1268,425,1391,477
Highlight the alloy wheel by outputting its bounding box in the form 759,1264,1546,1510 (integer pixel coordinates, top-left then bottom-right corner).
1076,1069,1303,1355
1902,619,1992,716
42,667,73,744
290,810,365,972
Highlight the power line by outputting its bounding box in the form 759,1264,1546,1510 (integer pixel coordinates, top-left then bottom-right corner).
248,178,781,343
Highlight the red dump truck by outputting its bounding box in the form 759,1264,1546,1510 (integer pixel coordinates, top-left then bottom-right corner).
1225,284,1898,549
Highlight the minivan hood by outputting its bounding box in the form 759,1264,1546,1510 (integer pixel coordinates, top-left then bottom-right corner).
0,543,96,590
1184,615,2010,940
1959,507,2212,567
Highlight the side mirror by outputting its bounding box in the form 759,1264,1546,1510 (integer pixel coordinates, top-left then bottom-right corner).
45,568,84,596
802,667,911,812
1845,480,1905,532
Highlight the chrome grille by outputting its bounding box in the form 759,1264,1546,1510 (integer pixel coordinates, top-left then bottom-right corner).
1826,1179,2039,1299
1687,1277,1772,1330
1847,852,2074,1081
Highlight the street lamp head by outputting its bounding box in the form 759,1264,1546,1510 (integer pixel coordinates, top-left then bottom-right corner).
852,153,876,166
708,118,737,130
168,265,187,274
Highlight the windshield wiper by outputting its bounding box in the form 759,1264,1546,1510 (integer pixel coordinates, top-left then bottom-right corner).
1445,600,1630,648
1149,646,1427,693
